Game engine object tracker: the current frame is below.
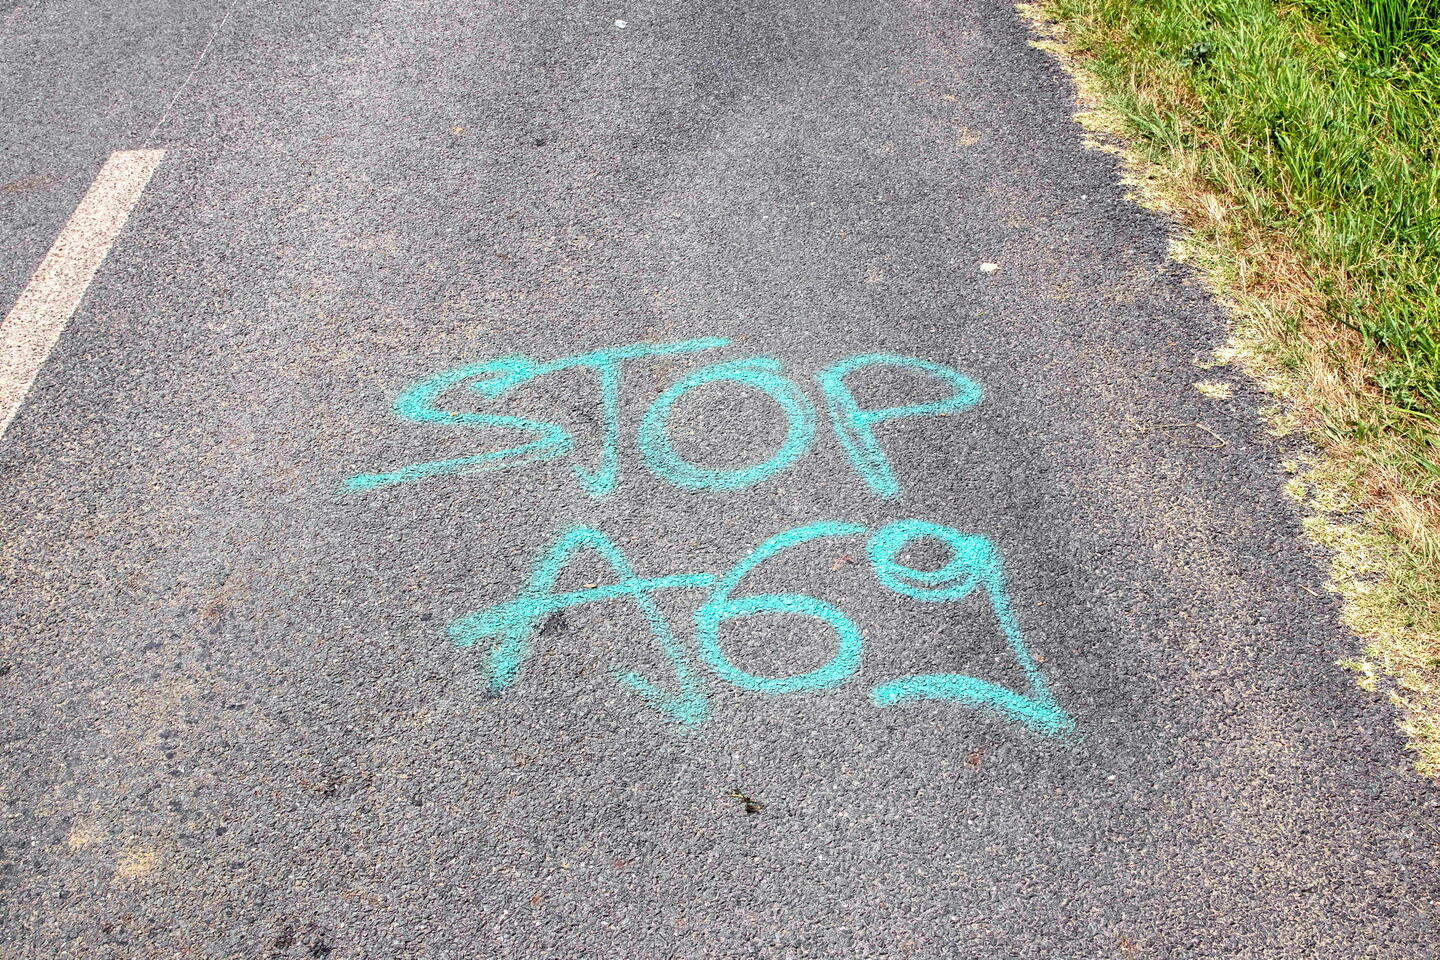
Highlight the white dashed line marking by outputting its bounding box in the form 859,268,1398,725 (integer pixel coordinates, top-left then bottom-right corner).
0,148,164,438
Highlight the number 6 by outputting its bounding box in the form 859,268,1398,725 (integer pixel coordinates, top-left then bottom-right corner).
694,521,867,694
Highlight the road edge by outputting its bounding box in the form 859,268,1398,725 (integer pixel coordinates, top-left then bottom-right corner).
1015,1,1440,779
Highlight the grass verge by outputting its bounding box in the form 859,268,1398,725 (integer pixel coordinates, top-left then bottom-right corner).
1019,0,1440,776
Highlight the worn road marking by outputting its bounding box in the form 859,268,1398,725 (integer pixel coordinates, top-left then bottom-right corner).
0,149,163,438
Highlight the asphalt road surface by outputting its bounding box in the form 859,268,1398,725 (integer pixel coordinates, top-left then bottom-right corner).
2,1,1437,957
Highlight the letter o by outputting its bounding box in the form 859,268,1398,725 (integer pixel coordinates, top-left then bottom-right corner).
638,358,816,491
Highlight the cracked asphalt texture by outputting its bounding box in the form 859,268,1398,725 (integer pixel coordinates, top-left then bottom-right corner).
2,0,1437,957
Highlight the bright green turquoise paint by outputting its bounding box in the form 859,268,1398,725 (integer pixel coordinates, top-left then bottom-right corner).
344,338,729,494
817,355,982,499
447,526,715,725
693,521,868,694
866,519,1074,736
636,357,817,491
354,338,1072,736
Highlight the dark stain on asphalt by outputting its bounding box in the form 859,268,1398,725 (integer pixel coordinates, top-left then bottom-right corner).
0,173,56,193
727,788,764,815
271,926,296,952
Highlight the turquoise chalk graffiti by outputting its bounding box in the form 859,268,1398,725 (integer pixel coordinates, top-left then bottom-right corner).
345,338,729,495
694,521,868,693
447,526,715,725
345,339,982,500
817,355,983,500
346,337,1075,739
637,357,817,491
448,518,1074,737
865,520,1073,736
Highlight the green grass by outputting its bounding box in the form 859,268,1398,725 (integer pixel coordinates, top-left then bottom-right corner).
1023,0,1440,775
1306,0,1440,67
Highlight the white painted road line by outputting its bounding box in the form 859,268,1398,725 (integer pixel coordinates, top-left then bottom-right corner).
0,148,164,438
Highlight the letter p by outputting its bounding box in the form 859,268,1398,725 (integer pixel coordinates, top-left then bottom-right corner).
817,354,982,499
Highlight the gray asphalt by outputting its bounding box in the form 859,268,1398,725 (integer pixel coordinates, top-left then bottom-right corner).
2,0,1437,957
